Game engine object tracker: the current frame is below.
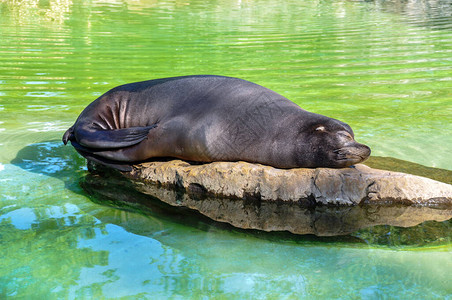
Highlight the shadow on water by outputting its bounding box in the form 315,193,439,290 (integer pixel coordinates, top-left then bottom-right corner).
364,156,452,184
10,139,87,194
11,141,452,248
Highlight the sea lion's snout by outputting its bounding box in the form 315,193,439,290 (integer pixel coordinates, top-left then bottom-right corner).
333,143,371,167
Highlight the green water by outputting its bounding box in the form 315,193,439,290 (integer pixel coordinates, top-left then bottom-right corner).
1,0,451,298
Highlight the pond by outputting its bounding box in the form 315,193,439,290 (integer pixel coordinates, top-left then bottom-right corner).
0,0,451,298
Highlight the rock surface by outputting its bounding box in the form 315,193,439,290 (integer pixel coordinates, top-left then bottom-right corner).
93,160,452,207
83,159,452,236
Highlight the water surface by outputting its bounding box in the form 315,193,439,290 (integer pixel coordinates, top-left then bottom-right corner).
1,0,451,298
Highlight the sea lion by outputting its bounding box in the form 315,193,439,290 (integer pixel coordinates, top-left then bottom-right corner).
63,75,371,171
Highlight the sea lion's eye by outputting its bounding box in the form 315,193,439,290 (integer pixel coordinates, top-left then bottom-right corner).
315,126,325,132
338,131,353,140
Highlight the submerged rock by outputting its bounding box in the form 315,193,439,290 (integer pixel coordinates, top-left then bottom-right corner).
82,159,452,236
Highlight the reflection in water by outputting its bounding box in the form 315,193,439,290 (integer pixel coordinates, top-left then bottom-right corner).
4,0,451,30
372,0,452,30
2,142,104,297
0,196,109,298
0,0,72,24
80,162,452,245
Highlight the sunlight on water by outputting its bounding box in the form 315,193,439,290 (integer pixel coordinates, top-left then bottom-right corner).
0,0,451,298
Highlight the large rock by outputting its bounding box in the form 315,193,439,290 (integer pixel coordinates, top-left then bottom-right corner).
83,159,452,236
94,160,452,207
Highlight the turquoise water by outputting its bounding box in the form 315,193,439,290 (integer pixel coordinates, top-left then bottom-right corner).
1,0,451,298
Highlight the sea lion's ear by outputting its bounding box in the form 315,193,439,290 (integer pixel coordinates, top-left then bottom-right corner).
315,126,325,132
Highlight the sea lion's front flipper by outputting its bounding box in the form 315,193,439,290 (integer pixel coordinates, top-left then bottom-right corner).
76,124,157,149
71,142,133,171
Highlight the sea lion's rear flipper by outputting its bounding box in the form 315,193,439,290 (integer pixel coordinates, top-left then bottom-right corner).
76,124,157,149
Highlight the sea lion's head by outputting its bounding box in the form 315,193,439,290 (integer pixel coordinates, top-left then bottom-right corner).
297,116,371,168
